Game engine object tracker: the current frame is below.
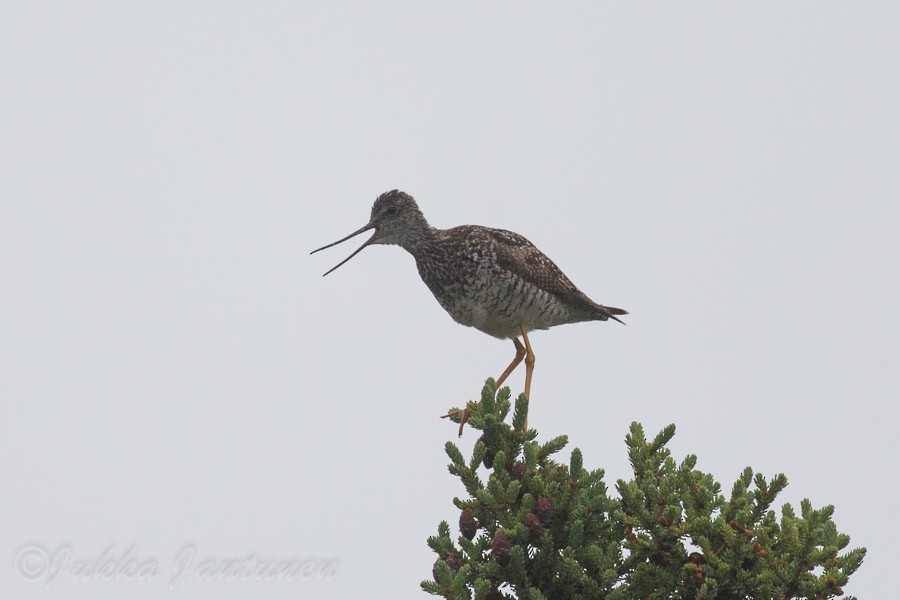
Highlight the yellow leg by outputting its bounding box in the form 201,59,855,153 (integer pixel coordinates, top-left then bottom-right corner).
495,338,526,389
520,324,535,431
441,338,534,437
441,403,472,437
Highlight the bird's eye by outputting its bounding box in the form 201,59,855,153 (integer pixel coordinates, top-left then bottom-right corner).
386,207,398,216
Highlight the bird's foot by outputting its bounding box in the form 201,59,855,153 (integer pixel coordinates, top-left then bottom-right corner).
441,401,477,437
440,407,469,437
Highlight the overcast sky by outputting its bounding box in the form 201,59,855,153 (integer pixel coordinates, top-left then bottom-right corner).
2,3,897,598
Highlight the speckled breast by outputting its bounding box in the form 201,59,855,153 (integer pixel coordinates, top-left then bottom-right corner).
414,241,577,339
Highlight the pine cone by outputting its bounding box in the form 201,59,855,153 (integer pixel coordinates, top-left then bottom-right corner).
459,509,478,540
535,497,554,524
478,434,495,469
491,530,511,566
525,511,543,537
687,552,705,565
508,461,527,480
431,554,462,581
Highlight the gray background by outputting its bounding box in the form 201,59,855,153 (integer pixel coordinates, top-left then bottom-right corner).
2,2,897,598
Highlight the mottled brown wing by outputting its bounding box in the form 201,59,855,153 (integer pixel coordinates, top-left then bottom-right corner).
487,227,607,318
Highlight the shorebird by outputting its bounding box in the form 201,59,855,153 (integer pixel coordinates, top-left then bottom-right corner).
311,190,627,432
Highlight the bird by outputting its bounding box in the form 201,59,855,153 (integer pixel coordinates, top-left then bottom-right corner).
311,190,627,433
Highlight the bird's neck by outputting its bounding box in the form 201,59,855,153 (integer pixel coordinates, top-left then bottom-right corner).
401,225,443,259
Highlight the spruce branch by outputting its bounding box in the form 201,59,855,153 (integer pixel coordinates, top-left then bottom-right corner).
423,379,866,599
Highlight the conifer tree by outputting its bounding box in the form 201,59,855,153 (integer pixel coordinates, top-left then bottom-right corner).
422,380,865,599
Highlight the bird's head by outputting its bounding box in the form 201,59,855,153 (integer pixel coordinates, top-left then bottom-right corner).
367,190,426,246
310,190,430,276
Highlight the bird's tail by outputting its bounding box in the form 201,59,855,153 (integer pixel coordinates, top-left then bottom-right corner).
596,304,628,325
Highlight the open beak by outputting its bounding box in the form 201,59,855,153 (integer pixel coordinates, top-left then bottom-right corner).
310,223,378,276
